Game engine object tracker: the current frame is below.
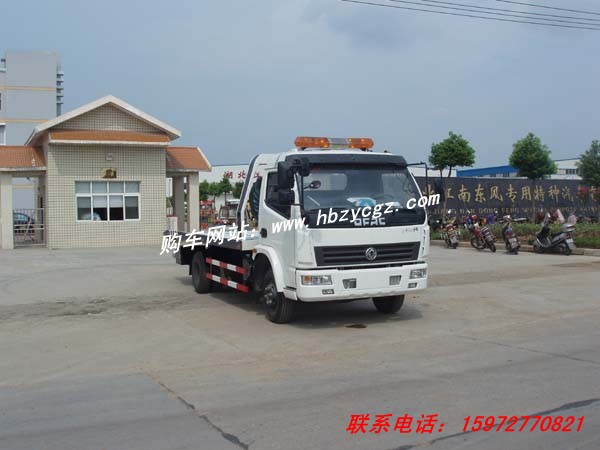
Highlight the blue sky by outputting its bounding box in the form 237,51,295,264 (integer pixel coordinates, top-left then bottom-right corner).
2,0,598,166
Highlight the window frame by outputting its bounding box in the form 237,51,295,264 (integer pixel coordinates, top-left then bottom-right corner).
75,181,141,222
264,172,292,219
0,123,6,145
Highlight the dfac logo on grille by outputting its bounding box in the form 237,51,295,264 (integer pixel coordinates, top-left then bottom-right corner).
365,247,378,261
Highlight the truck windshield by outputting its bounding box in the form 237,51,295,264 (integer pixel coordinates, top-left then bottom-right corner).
300,164,426,228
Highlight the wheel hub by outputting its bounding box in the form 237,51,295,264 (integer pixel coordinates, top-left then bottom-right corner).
263,283,277,307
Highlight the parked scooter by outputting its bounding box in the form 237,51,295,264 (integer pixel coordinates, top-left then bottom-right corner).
441,209,459,249
533,210,576,255
465,212,496,252
498,215,526,254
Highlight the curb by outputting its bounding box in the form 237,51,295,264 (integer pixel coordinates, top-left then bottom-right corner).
430,239,600,257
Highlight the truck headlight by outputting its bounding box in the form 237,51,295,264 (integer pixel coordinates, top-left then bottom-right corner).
410,268,427,279
301,275,332,285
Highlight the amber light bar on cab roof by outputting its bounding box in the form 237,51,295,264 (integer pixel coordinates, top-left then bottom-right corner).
294,136,374,151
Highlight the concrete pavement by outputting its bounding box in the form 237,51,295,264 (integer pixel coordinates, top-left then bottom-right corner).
0,246,598,449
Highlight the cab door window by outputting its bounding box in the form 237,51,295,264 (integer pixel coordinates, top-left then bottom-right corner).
265,172,292,218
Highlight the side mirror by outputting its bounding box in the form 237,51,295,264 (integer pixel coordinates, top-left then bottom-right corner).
278,188,295,205
297,157,310,177
433,179,445,202
277,162,294,189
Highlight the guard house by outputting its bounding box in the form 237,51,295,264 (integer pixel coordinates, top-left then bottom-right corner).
0,95,210,249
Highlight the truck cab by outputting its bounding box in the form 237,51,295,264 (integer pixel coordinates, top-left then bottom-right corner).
216,199,240,226
237,136,430,321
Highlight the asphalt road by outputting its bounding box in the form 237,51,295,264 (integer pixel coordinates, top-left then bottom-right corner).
0,246,599,450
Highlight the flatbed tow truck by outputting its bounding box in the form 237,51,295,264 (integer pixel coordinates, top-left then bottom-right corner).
171,137,432,323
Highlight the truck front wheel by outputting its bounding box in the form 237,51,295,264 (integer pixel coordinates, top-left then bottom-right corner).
191,252,212,294
262,269,294,323
373,295,405,314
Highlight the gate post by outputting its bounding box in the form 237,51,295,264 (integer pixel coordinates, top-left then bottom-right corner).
35,174,46,245
173,176,186,232
0,173,14,250
188,172,199,232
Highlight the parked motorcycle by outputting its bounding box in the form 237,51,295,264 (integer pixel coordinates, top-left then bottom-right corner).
498,215,525,254
441,210,459,249
533,211,576,255
465,213,496,252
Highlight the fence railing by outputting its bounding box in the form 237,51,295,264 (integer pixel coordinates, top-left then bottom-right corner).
13,208,45,246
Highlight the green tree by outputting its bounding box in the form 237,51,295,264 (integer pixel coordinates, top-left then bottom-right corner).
577,140,600,216
429,131,476,218
577,140,600,187
219,175,233,202
208,182,222,203
199,180,211,202
232,181,244,199
509,133,557,219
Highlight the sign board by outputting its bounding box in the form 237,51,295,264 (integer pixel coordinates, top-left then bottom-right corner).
415,177,597,217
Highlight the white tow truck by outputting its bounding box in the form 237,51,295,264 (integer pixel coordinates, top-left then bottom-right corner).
172,137,433,323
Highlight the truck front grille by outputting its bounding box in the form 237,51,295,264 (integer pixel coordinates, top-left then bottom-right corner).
314,242,420,267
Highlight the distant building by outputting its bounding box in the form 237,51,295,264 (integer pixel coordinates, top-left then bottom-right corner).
0,95,210,250
552,158,581,179
0,51,63,146
457,158,581,180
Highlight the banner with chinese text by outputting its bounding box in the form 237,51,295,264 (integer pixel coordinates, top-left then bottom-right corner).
415,177,596,217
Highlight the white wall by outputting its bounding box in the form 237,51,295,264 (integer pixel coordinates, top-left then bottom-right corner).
552,158,581,180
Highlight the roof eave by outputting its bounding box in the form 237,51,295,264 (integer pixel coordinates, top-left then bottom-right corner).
166,167,210,174
49,139,170,146
0,167,47,172
25,95,182,144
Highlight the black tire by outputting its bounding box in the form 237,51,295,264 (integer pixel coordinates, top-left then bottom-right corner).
262,268,294,323
191,252,212,294
533,242,545,254
561,243,573,256
471,236,485,250
373,295,405,314
452,242,458,249
489,242,497,253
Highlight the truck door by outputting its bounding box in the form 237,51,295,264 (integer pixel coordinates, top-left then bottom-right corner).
259,171,297,288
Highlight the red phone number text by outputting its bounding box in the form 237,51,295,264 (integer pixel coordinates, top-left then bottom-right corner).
345,414,585,435
463,415,584,433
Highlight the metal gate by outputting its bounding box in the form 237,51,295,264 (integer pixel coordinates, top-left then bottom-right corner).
13,208,45,247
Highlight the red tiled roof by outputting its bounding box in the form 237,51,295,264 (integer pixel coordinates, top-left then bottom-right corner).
166,147,210,171
49,129,170,143
0,146,46,169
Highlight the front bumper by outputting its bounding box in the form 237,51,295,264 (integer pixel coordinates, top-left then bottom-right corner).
294,263,428,302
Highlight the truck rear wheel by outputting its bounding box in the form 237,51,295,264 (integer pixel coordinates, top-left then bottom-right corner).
373,295,405,314
262,268,294,323
191,252,212,294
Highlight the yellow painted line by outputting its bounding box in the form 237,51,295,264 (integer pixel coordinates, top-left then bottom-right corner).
0,85,56,92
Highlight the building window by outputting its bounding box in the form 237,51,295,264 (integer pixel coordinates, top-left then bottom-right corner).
0,124,5,145
565,168,579,175
76,181,140,221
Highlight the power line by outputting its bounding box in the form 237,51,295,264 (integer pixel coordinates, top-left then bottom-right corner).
496,0,600,17
388,0,600,27
339,0,600,30
419,0,600,22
